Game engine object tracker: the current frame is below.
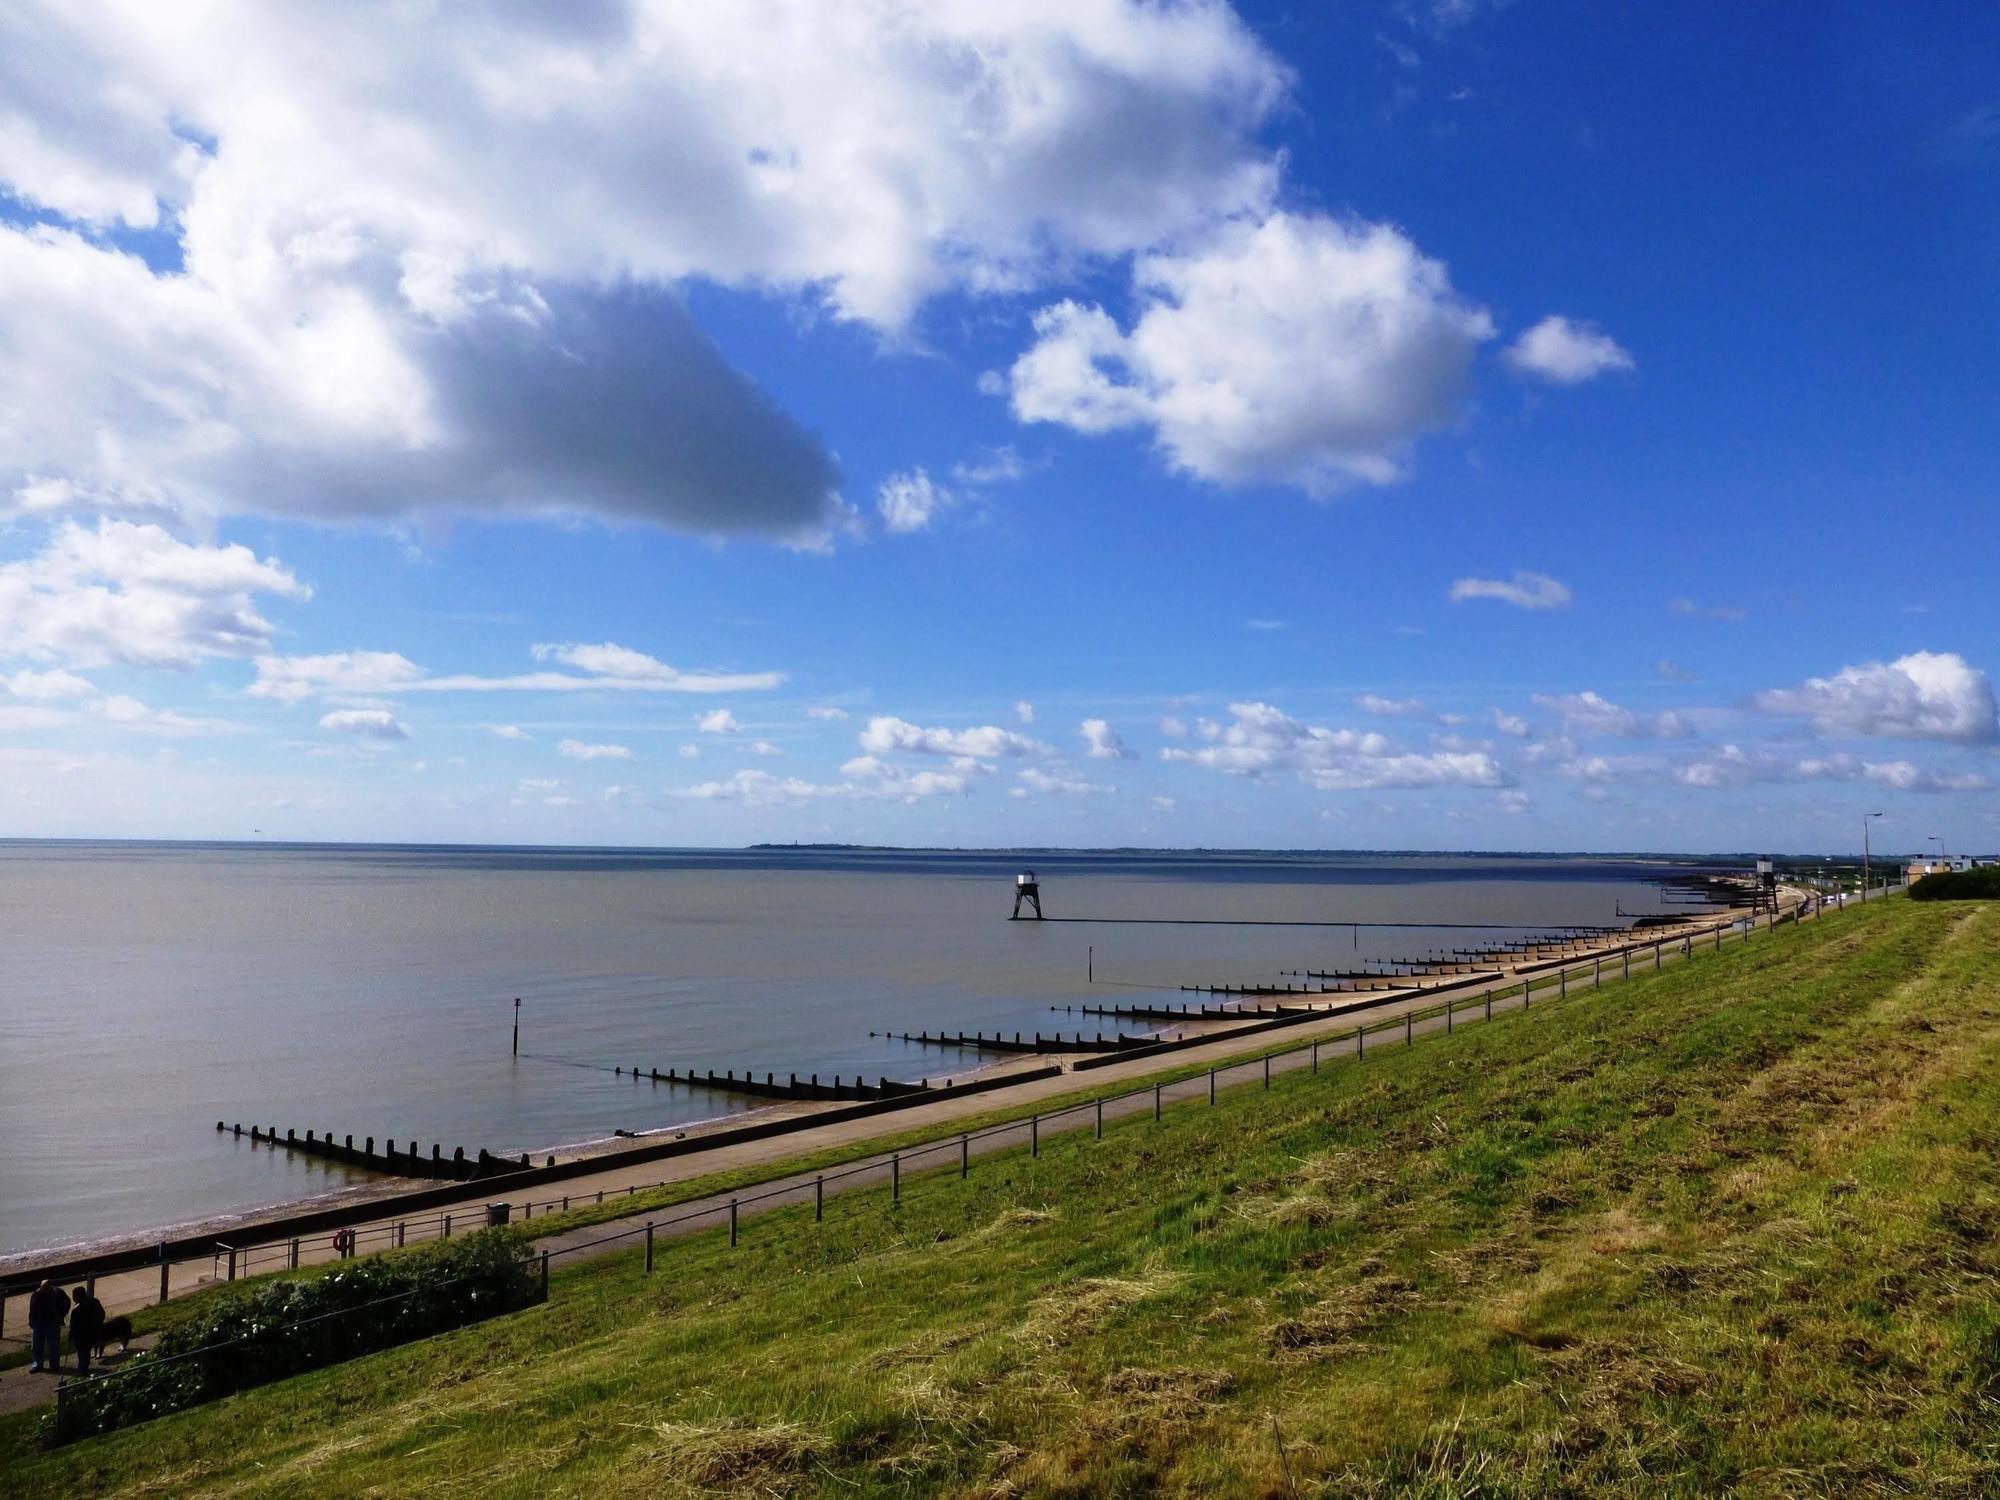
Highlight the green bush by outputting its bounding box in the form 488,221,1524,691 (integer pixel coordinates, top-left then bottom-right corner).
1908,866,2000,901
46,1230,540,1445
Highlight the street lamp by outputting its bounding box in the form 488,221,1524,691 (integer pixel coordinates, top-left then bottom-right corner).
1929,834,1944,872
1862,812,1884,901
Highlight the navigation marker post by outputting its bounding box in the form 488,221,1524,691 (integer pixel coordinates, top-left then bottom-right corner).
512,997,521,1057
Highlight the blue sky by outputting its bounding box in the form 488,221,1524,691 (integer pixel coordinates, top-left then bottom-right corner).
0,1,1994,853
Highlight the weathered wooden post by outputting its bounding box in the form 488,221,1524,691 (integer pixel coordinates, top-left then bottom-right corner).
1406,1012,1414,1046
1094,1100,1103,1140
539,1250,549,1300
288,1238,299,1269
729,1199,738,1246
960,1135,970,1178
1357,1025,1365,1059
893,1154,903,1199
1264,1054,1271,1089
1153,1083,1162,1121
160,1243,171,1304
397,1221,406,1248
1031,1117,1039,1157
815,1176,824,1221
644,1222,655,1273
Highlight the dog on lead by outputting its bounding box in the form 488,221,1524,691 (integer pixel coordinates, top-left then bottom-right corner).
93,1315,134,1358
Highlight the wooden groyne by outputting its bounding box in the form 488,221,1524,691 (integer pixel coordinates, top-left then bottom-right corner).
618,1065,925,1103
876,1028,1146,1055
217,1122,523,1182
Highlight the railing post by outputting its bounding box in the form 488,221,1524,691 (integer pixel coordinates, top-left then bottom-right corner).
960,1135,969,1178
397,1221,406,1248
1485,992,1492,1021
226,1246,237,1281
1094,1099,1103,1140
1624,949,1631,979
1406,1011,1413,1046
1524,977,1531,1010
729,1199,738,1247
1031,1117,1039,1157
160,1242,171,1304
1357,1025,1365,1059
1208,1069,1216,1104
288,1237,299,1270
1263,1054,1271,1089
1312,1038,1320,1072
442,1214,451,1241
1154,1083,1162,1121
1445,998,1452,1034
644,1222,655,1273
893,1154,902,1199
1560,968,1567,999
815,1175,824,1221
540,1250,549,1300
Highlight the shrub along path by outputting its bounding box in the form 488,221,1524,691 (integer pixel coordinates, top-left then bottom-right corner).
4,896,1994,1496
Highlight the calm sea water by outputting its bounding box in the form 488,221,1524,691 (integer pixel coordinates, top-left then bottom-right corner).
0,842,1685,1256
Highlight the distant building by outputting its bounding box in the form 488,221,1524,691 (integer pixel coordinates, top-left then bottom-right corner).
1907,855,1981,881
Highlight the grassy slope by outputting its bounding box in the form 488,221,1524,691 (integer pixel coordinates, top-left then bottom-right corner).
5,898,1996,1497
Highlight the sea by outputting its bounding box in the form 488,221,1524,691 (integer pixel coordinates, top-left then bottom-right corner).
0,841,1694,1258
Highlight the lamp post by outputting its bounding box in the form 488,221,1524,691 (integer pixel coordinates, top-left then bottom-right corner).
1862,812,1884,901
1929,834,1944,874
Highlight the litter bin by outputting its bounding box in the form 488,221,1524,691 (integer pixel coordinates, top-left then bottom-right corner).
486,1202,511,1227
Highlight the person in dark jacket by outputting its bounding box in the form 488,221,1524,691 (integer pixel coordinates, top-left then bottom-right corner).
67,1284,104,1375
27,1280,70,1373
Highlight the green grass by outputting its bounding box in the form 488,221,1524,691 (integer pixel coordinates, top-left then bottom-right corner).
5,897,1997,1497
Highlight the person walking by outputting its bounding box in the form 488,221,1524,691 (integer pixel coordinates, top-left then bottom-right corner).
67,1284,104,1375
27,1279,70,1373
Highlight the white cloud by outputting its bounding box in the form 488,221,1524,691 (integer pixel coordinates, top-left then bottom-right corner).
950,447,1025,486
0,518,306,669
1490,708,1530,737
1150,795,1178,811
1656,659,1696,682
1014,701,1036,725
518,777,561,792
1355,693,1426,717
557,739,633,762
1017,766,1114,796
679,744,701,759
1245,618,1286,630
858,716,1051,760
488,724,528,740
748,740,783,757
1080,718,1135,760
1753,651,1997,743
4,667,94,700
1675,743,1988,794
1531,690,1694,740
1496,790,1531,814
1503,315,1634,384
1009,210,1493,492
1668,598,1746,622
250,651,423,704
251,642,779,702
318,707,409,740
1448,571,1572,610
675,760,969,806
805,705,848,721
0,4,1288,537
1157,715,1189,739
1159,699,1504,790
697,708,741,735
876,469,954,534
